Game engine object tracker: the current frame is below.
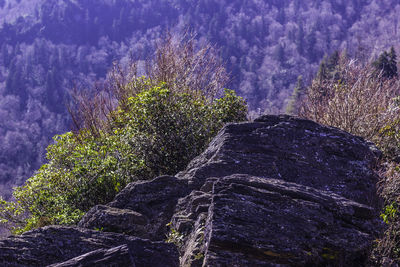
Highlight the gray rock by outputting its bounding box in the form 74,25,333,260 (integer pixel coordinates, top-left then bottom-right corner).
48,245,135,267
78,205,148,234
178,115,380,207
0,115,383,266
0,226,178,267
171,115,382,266
80,175,188,240
173,175,380,266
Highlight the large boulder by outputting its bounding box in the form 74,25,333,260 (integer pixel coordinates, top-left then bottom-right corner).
0,115,383,266
172,115,382,266
173,174,380,266
79,175,189,240
178,115,380,206
0,226,179,267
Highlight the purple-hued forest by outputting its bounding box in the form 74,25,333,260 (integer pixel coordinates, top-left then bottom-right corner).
0,0,399,198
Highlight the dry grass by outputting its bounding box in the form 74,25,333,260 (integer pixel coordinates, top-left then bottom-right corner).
300,57,400,154
301,55,400,265
371,162,400,265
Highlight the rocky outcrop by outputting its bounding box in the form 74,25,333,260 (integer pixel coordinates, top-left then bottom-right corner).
79,175,189,240
170,115,382,266
48,245,135,267
0,115,383,266
174,175,379,266
179,115,380,206
0,226,178,267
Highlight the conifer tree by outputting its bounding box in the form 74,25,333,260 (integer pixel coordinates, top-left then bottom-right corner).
296,23,305,55
286,75,305,115
1,43,10,67
373,47,398,79
317,57,328,81
388,46,398,78
316,51,342,81
275,44,286,64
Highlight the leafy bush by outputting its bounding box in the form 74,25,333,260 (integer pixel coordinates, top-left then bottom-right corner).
0,34,247,234
0,81,246,234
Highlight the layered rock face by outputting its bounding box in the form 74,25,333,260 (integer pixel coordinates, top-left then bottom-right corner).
0,115,382,266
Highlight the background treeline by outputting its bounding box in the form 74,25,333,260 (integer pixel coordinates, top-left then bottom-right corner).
1,0,400,197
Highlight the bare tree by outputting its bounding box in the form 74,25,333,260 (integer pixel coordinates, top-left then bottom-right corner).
69,31,229,137
148,32,228,99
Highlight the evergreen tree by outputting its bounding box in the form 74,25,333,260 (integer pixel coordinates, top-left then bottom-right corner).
275,44,286,64
327,50,340,70
388,46,398,78
305,28,317,62
317,56,328,81
296,23,305,55
317,51,341,81
373,47,398,79
277,8,286,24
286,75,305,115
5,58,20,95
1,43,10,67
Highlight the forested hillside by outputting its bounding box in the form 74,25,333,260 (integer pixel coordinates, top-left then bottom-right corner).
0,0,399,197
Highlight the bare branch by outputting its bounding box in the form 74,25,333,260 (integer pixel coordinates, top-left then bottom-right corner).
300,56,400,154
69,30,229,137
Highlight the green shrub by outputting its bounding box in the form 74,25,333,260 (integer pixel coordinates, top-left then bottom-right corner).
0,32,247,234
0,80,247,234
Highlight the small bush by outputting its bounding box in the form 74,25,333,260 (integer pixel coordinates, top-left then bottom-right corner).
0,33,247,233
0,81,246,234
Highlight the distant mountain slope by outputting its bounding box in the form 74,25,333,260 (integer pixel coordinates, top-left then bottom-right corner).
0,0,399,197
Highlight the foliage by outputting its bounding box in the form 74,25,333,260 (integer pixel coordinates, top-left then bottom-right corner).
285,75,305,115
316,51,341,81
165,222,185,247
70,32,229,136
4,0,400,199
381,203,397,225
372,47,398,79
372,163,400,264
300,53,400,158
0,77,247,234
0,30,247,233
